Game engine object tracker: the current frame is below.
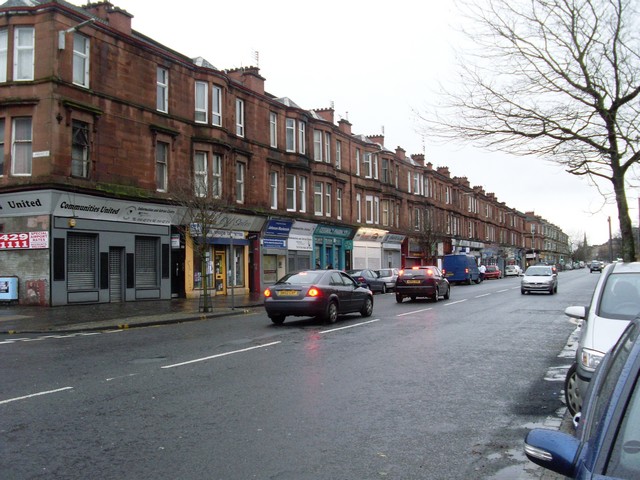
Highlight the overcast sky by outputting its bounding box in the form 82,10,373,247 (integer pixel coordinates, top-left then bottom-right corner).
103,0,635,247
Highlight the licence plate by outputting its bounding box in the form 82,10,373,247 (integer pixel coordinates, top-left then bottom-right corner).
277,290,298,296
406,280,422,285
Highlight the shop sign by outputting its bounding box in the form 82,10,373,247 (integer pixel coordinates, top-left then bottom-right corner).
263,237,287,249
0,231,49,250
264,219,293,237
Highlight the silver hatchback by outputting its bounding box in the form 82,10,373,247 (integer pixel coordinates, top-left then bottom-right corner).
520,265,558,294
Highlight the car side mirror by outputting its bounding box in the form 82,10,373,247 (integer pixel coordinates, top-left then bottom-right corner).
565,305,586,321
524,429,579,478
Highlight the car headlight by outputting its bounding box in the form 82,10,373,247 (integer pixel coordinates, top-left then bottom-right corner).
580,348,605,371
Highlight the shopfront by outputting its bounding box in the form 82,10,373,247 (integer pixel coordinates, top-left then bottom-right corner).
314,224,353,270
287,221,315,272
381,233,405,268
352,227,388,270
262,219,293,286
0,190,181,306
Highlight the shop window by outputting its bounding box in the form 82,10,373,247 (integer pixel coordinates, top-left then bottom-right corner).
68,233,96,290
135,237,159,288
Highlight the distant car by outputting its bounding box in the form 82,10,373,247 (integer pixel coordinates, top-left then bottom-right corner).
375,268,399,292
504,265,523,277
483,265,502,280
524,317,640,479
263,269,374,325
395,266,450,303
520,265,558,294
590,260,603,273
346,269,387,293
563,261,640,415
442,254,481,284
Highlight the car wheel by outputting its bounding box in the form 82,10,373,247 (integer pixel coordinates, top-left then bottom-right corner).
410,296,416,301
381,284,387,294
396,293,403,303
360,297,373,317
444,285,450,300
325,301,338,324
554,284,558,293
565,363,582,415
432,287,439,302
270,314,285,325
467,276,473,285
521,289,526,294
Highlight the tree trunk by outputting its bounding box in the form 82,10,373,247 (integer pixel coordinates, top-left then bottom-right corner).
612,174,636,262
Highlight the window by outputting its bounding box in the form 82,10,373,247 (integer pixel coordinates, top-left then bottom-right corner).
0,119,5,175
313,130,322,161
356,193,362,223
195,81,208,123
314,181,323,216
235,98,244,137
382,200,389,226
335,140,342,169
236,161,245,203
194,151,207,197
336,188,343,220
211,154,222,198
156,67,168,112
14,27,34,81
298,121,306,154
68,233,96,290
286,174,296,211
381,158,389,184
299,176,307,212
155,141,168,191
355,148,361,176
365,195,374,224
11,117,32,176
414,208,421,231
0,29,7,83
71,120,90,178
325,183,332,217
374,196,379,224
135,237,159,288
413,173,420,195
269,112,277,148
364,153,372,178
407,172,412,193
72,33,90,87
324,133,331,164
285,118,296,152
270,171,278,209
372,154,378,179
212,86,222,126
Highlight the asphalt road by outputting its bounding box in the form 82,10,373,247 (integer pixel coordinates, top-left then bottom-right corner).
0,269,599,479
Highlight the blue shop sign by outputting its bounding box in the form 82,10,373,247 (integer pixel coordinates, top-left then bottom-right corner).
315,225,352,238
264,219,293,237
263,237,287,249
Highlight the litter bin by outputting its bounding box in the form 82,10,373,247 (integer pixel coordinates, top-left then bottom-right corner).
0,276,19,303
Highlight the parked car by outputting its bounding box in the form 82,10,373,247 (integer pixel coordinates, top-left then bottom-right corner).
483,265,502,280
375,268,399,292
263,269,374,325
442,254,481,284
590,260,604,273
520,265,558,294
564,262,640,415
395,266,450,303
524,317,640,479
504,265,523,277
346,269,387,293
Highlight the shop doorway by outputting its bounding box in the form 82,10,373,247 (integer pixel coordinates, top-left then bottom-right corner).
214,250,226,294
109,247,124,303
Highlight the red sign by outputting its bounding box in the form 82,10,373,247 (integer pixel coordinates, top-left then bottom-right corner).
0,232,49,250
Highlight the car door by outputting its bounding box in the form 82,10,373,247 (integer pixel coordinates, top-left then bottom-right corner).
339,271,359,311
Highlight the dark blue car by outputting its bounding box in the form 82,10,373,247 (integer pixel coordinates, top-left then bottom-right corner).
524,317,640,478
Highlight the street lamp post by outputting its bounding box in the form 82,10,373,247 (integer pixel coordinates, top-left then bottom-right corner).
608,217,613,262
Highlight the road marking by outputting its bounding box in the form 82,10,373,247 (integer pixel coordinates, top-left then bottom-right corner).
161,341,281,369
496,289,510,293
320,319,380,334
396,308,432,317
444,299,468,306
475,293,491,298
0,387,73,405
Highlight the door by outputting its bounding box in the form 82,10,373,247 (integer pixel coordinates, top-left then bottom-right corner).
109,247,124,303
214,250,226,294
171,249,185,298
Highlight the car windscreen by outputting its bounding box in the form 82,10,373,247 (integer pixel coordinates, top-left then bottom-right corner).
599,274,640,320
277,271,324,285
525,266,551,276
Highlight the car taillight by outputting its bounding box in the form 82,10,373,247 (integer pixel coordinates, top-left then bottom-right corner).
264,289,272,298
426,269,433,276
465,268,469,273
442,269,446,275
307,287,321,297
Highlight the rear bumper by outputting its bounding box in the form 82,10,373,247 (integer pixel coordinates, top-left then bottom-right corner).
264,298,327,317
396,285,436,296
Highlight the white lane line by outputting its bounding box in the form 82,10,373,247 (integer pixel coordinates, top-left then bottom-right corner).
496,289,510,293
475,293,491,298
161,341,281,369
320,319,380,334
0,387,74,405
396,308,432,317
444,299,468,306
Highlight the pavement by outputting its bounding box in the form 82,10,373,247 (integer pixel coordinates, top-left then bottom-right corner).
0,292,264,334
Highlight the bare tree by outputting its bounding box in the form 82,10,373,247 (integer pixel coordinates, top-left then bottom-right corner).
171,173,233,312
415,207,446,264
419,0,640,261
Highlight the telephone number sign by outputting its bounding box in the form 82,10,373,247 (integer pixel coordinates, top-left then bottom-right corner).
0,232,49,250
